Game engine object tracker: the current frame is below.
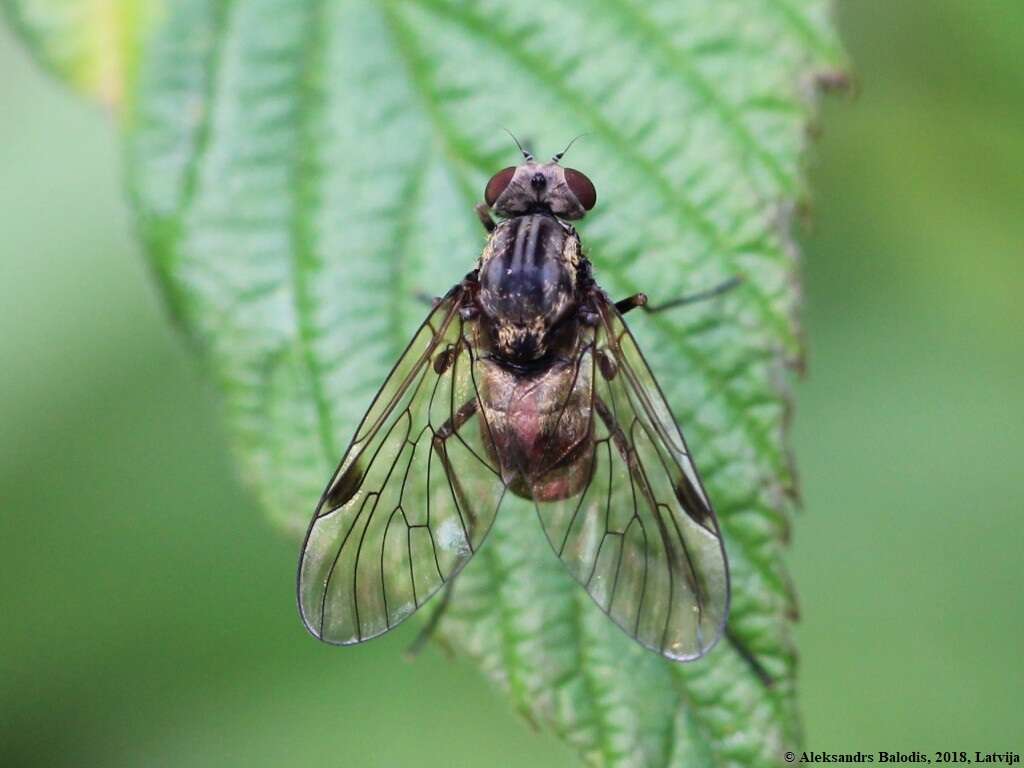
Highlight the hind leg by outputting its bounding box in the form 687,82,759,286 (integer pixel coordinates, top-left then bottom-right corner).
615,276,743,315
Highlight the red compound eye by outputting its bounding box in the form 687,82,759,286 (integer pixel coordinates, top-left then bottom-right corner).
564,168,597,210
484,167,517,207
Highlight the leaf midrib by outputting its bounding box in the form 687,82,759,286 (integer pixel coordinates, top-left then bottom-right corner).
407,0,797,349
381,0,794,646
378,4,794,763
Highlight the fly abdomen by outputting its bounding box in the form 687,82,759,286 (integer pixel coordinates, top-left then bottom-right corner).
477,356,594,502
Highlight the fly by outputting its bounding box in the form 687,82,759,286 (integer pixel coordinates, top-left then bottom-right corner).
297,138,734,662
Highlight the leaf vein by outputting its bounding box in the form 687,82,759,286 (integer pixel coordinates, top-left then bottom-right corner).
289,0,337,466
409,0,795,346
603,0,794,192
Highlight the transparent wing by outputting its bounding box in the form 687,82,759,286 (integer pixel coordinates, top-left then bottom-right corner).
298,288,506,644
532,298,729,660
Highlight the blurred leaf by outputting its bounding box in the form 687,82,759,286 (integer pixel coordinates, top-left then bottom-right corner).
4,0,842,765
1,0,158,107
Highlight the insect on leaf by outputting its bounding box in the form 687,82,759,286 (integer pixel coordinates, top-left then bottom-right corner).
298,288,507,644
5,0,845,765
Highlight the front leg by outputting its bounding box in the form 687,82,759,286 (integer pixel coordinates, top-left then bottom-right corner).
475,203,496,233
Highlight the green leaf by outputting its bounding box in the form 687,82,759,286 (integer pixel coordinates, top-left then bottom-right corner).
2,0,158,107
5,1,844,764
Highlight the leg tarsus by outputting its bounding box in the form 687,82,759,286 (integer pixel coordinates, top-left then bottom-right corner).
616,276,743,316
414,291,442,308
404,581,455,660
644,276,744,314
725,624,775,688
475,203,496,233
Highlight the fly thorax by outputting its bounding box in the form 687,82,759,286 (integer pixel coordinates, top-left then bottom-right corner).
478,214,579,363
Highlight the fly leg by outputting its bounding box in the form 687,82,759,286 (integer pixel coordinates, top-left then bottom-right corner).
593,396,694,591
404,398,479,657
404,580,455,659
615,276,743,315
594,394,774,685
475,203,496,233
724,624,775,688
414,291,444,308
432,397,482,539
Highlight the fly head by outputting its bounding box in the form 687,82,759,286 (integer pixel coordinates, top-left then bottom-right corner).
484,139,597,220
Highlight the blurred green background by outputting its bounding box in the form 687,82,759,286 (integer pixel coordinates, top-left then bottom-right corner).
2,3,1021,766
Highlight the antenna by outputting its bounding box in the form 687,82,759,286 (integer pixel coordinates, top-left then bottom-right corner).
552,133,589,163
502,128,534,162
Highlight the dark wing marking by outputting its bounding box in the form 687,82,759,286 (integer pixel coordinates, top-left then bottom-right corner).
297,288,506,644
531,297,729,660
